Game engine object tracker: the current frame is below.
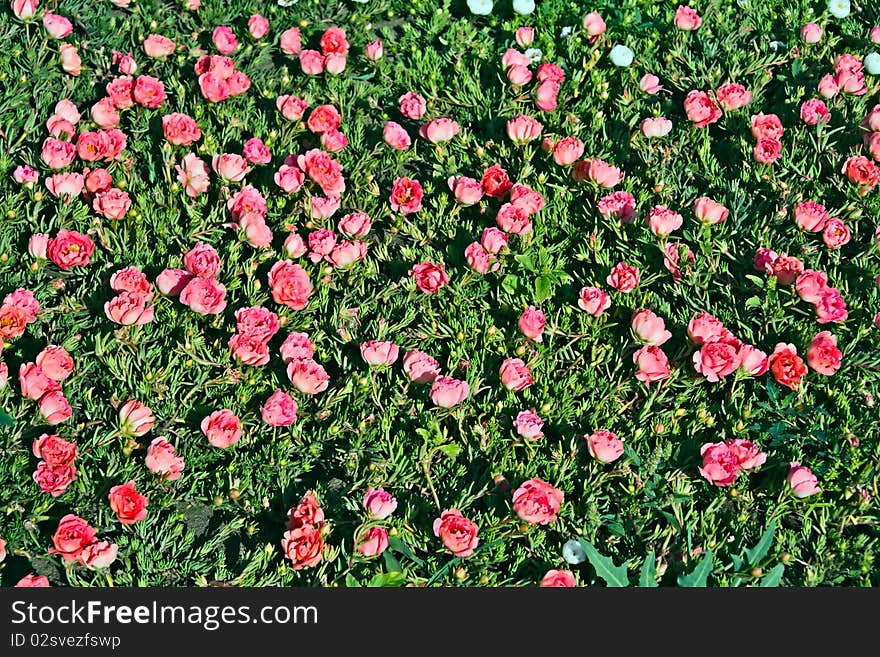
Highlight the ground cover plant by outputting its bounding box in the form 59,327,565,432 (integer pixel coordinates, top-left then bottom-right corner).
0,0,879,588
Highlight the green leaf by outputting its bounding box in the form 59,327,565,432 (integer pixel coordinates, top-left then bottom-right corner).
514,254,538,272
744,274,765,288
639,552,658,587
744,296,762,309
367,571,407,587
501,274,519,295
535,275,554,302
578,539,629,587
0,409,13,427
759,564,785,587
383,549,402,573
388,536,425,566
345,573,359,587
677,549,714,587
745,521,777,566
436,443,461,460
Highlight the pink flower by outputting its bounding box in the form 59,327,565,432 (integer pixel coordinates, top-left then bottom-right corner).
552,136,585,165
633,345,671,386
274,164,305,193
41,137,76,170
108,480,149,525
242,137,271,165
800,99,830,125
356,527,389,557
176,153,210,197
686,312,729,345
640,117,673,138
287,358,330,394
93,188,131,220
807,331,842,375
298,149,345,195
770,255,804,285
753,138,782,165
365,40,384,60
59,43,81,76
737,344,769,376
338,212,371,238
11,0,39,20
104,292,154,325
598,191,637,223
145,438,184,480
307,104,342,134
389,176,424,214
18,363,60,401
801,23,822,43
698,442,741,486
541,570,576,587
212,26,238,54
577,286,611,316
496,203,531,234
184,242,221,278
751,113,784,140
433,509,479,557
320,26,349,56
410,261,449,294
403,350,440,384
276,94,309,121
481,227,509,254
842,155,879,194
647,205,683,236
693,196,728,225
45,172,84,200
814,287,848,324
156,268,192,296
248,14,269,39
579,158,624,187
280,332,315,363
585,428,626,463
507,65,533,86
39,390,72,425
280,27,302,56
228,332,270,366
201,409,242,448
309,195,341,220
499,357,533,392
822,218,850,250
514,408,544,440
506,114,543,145
606,262,640,292
398,91,427,119
132,75,166,108
360,340,400,366
383,121,411,150
795,270,828,303
420,117,460,143
683,90,721,127
429,376,470,408
693,342,739,382
510,183,545,215
144,34,175,57
518,306,546,341
14,165,39,187
212,153,250,182
269,260,313,310
639,74,663,94
260,390,299,427
298,49,325,74
535,79,560,112
321,129,348,153
673,5,702,30
112,51,137,75
15,574,50,588
582,11,607,36
81,541,119,570
327,240,368,268
49,514,97,563
787,462,820,498
631,309,672,346
43,13,73,39
512,478,564,525
179,277,227,315
118,399,155,436
792,201,828,232
33,462,76,497
35,346,73,382
818,74,839,99
284,231,308,258
716,83,752,110
363,487,397,519
515,27,535,47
